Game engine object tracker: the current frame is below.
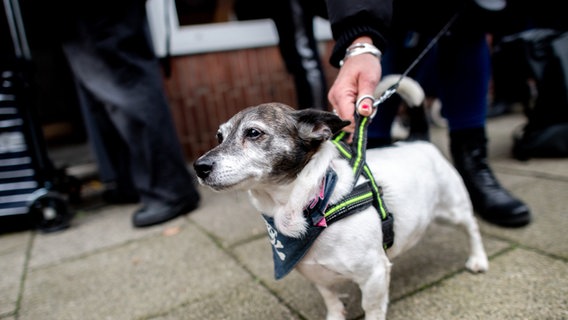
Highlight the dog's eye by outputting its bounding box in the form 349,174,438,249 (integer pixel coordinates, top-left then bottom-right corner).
245,128,263,139
216,131,224,144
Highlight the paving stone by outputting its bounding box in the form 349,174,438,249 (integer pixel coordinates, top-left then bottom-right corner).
479,176,568,260
388,248,568,320
0,232,31,317
28,204,188,269
18,224,251,320
153,282,299,320
189,187,266,247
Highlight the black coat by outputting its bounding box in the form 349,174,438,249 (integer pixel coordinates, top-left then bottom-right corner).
325,0,393,67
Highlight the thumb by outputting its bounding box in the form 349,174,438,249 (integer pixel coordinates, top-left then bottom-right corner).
354,55,382,117
355,76,379,117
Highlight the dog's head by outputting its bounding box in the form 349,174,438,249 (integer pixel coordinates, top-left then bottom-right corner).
193,103,350,191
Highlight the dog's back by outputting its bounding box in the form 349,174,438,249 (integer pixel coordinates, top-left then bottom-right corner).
363,140,473,257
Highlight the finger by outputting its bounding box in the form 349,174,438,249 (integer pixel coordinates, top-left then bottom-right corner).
329,90,355,121
354,56,382,117
356,96,374,117
328,87,356,134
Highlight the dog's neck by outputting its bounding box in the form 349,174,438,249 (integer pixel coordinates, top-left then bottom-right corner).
248,141,354,238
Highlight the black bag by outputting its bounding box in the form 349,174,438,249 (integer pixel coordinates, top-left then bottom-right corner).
494,29,568,160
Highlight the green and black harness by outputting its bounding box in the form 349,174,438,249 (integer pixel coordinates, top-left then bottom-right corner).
262,112,394,280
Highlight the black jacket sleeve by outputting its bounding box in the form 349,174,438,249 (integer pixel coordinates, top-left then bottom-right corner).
325,0,393,67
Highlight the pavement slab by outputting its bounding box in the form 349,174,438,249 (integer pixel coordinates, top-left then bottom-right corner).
479,176,568,260
387,248,568,320
27,203,184,269
0,232,31,317
189,187,266,247
152,282,300,320
18,223,251,320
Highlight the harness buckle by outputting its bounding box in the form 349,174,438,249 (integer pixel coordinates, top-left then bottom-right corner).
382,212,395,249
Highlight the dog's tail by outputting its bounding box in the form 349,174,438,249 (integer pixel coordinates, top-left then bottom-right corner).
374,74,430,141
374,74,425,108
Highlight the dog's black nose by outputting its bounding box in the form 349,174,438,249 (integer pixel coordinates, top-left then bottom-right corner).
193,158,214,179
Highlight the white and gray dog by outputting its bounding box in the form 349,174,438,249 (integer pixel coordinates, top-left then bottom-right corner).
193,76,488,320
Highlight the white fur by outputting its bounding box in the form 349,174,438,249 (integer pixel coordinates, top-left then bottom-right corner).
250,142,354,238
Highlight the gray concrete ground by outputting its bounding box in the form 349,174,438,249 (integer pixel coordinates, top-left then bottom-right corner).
1,111,567,320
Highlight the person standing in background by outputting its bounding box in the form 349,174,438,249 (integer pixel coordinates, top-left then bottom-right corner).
59,0,201,228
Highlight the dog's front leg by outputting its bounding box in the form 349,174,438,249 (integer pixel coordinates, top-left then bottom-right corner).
315,284,347,320
356,255,392,320
274,205,308,238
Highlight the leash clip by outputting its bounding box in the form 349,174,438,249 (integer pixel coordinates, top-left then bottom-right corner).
373,83,399,109
355,82,400,119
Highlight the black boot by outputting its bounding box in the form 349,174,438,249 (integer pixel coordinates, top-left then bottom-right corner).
450,128,531,227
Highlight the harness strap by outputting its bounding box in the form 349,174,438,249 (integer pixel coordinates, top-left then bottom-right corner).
333,113,371,188
325,182,374,223
330,114,395,249
332,138,387,219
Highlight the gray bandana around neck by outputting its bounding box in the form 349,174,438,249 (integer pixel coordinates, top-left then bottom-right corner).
261,169,337,280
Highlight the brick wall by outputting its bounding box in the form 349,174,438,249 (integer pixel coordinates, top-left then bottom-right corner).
162,41,339,161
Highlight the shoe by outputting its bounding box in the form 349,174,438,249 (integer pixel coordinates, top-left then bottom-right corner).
450,128,531,227
132,192,200,228
512,123,568,161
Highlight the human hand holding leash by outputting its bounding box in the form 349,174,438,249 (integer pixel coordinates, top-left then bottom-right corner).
327,37,382,135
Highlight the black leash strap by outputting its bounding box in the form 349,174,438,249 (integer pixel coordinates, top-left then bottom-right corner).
373,12,460,107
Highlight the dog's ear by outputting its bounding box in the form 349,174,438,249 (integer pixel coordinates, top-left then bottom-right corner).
294,109,351,142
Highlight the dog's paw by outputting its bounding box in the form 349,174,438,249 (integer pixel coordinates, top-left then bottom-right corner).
465,254,489,273
275,210,308,238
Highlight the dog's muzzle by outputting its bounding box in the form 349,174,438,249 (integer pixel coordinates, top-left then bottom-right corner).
193,157,214,180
